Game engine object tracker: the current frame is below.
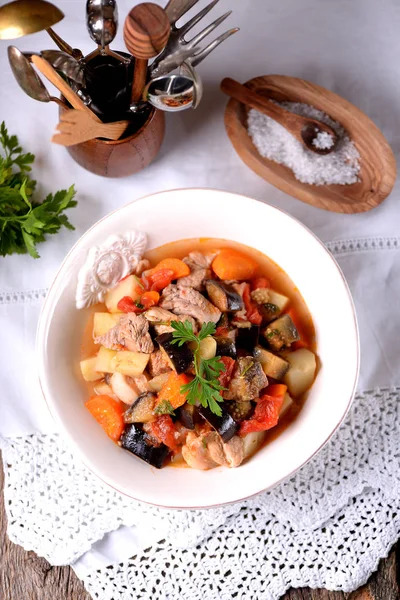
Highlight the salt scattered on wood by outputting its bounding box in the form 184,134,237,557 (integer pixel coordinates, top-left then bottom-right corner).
247,101,361,186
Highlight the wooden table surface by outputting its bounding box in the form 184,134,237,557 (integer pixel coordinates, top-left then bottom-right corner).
1,455,398,600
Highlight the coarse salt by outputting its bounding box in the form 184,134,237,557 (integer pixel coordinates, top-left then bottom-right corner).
247,101,361,186
312,130,334,150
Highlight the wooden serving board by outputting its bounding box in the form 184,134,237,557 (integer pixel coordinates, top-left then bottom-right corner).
224,75,397,213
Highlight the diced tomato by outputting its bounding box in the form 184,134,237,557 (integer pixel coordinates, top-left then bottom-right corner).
140,290,160,309
151,415,179,451
85,395,125,442
148,268,175,292
239,420,267,434
265,383,287,397
292,340,309,350
117,296,143,313
157,371,191,409
218,356,236,388
215,326,230,336
239,392,285,436
242,283,262,325
251,277,270,290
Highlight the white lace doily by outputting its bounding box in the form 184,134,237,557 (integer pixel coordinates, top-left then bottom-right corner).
79,487,399,600
1,386,399,597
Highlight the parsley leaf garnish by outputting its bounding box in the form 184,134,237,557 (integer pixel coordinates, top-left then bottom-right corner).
0,122,77,258
170,320,226,416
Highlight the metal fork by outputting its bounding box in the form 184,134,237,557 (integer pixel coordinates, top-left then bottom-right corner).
185,27,239,68
150,0,231,77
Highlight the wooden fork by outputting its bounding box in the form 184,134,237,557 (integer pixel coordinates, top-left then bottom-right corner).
52,109,130,146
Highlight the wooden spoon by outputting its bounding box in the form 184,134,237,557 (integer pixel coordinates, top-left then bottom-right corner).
31,54,101,121
221,77,338,155
52,109,129,146
123,2,170,104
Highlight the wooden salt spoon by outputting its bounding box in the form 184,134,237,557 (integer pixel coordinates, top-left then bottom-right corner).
221,77,338,155
52,109,129,145
123,2,170,106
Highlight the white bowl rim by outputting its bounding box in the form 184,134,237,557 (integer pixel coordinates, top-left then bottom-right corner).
36,188,360,509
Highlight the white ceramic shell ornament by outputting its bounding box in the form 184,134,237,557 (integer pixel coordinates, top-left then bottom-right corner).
76,231,147,309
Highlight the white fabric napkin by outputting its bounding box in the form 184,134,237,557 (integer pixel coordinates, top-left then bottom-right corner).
1,0,400,597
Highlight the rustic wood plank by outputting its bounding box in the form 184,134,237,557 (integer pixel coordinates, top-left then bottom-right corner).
0,453,90,600
0,452,398,599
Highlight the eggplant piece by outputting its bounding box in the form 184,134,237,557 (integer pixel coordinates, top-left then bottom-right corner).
225,357,268,401
262,314,300,351
156,332,193,374
226,400,254,422
205,280,243,312
215,336,237,359
259,302,281,324
253,346,290,380
120,423,170,469
124,392,157,423
236,326,259,352
217,312,230,329
198,405,238,442
250,287,270,304
178,403,198,430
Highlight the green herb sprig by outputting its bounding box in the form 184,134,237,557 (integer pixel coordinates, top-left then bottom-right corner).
154,400,175,416
170,320,226,416
0,122,77,258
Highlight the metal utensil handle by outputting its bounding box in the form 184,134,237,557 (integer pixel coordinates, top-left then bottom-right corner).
46,27,83,60
164,0,200,24
31,55,101,121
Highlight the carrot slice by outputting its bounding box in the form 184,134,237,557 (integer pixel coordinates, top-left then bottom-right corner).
148,258,190,279
85,395,125,441
212,249,258,281
140,290,160,308
157,371,191,409
265,383,287,397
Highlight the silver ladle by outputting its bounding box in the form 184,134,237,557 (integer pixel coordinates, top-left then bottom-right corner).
7,45,68,108
142,70,196,112
142,61,202,112
85,0,127,63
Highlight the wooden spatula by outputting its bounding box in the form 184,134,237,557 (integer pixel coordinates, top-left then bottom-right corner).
52,109,130,146
31,55,102,122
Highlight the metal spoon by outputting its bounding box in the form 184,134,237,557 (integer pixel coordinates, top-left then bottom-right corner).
142,71,195,112
86,0,127,63
179,61,202,108
0,0,83,60
41,50,86,85
7,45,67,108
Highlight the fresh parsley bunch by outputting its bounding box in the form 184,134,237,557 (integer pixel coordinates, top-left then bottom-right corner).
0,121,77,258
171,320,226,416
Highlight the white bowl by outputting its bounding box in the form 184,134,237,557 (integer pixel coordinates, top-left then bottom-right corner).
37,189,359,508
